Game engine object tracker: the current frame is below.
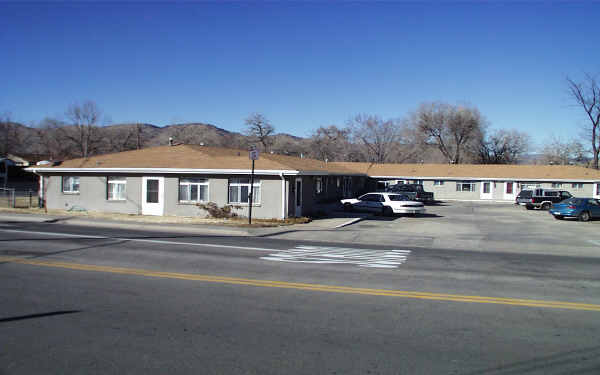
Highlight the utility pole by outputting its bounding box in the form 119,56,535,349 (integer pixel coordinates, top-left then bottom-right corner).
248,146,259,224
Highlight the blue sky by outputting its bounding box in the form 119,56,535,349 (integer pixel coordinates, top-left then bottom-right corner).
1,1,598,148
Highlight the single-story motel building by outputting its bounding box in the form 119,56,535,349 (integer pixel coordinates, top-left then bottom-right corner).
26,144,600,219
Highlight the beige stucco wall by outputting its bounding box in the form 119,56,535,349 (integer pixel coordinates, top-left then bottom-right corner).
44,174,142,214
43,174,286,219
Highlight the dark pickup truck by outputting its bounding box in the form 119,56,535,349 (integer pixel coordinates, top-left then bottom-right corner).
386,184,434,203
516,188,572,210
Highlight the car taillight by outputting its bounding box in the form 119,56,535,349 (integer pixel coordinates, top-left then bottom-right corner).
568,205,576,209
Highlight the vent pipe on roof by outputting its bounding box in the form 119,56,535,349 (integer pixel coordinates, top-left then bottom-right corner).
169,137,173,146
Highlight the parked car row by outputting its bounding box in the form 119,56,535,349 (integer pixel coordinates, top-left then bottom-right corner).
341,192,426,216
516,188,600,222
515,188,572,210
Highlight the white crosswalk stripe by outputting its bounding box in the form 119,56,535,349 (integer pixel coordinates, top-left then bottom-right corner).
260,246,411,268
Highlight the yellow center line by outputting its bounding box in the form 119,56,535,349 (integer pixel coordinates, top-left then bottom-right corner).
3,256,600,312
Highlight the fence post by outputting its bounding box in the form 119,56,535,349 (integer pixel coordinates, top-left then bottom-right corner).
11,189,15,208
29,190,32,208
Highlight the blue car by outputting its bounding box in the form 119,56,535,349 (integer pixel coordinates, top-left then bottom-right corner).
549,198,600,221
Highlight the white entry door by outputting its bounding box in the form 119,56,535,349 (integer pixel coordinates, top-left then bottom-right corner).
294,178,302,217
142,177,164,216
595,183,600,199
503,181,516,201
480,181,494,200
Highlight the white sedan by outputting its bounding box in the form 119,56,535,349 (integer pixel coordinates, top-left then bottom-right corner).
341,192,426,216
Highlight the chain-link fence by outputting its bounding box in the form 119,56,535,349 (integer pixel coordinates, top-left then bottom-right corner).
0,188,39,208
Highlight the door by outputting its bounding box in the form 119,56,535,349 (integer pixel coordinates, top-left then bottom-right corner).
142,177,164,216
503,181,516,201
294,177,302,217
590,199,600,218
595,184,600,199
480,181,493,200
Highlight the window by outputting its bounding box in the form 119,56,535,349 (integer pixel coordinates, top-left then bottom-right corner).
62,176,80,193
483,182,491,194
107,177,126,200
411,180,423,185
315,177,323,195
343,177,352,197
146,179,159,203
506,182,513,194
551,182,562,188
228,177,260,204
388,194,411,201
179,178,208,202
360,194,383,202
572,183,583,189
456,181,475,192
433,180,444,186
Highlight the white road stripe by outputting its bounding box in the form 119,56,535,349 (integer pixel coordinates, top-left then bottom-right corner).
0,228,274,252
260,246,411,268
0,228,411,269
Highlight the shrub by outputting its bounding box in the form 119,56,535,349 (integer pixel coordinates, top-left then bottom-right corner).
196,202,240,219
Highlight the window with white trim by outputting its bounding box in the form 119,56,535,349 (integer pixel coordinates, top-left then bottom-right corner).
179,178,208,202
572,183,583,189
433,180,444,186
551,182,563,188
62,176,80,193
411,180,423,185
315,177,323,194
228,178,260,204
456,181,475,192
107,177,126,200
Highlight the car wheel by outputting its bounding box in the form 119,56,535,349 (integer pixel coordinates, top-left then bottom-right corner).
525,205,533,210
554,215,563,220
343,203,353,212
541,202,551,210
578,211,591,222
383,207,393,217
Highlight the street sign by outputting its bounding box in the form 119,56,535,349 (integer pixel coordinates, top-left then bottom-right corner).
249,149,260,160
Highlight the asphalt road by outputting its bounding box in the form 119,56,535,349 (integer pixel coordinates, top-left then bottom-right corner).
2,221,600,374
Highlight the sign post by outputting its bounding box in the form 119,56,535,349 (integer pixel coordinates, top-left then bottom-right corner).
248,147,259,225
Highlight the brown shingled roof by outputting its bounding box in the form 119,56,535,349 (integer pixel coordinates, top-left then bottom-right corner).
329,162,600,180
49,145,358,174
39,145,600,180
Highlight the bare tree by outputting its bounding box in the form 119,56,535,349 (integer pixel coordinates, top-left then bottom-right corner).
307,125,352,161
347,114,407,163
34,117,72,160
539,136,588,165
244,113,275,152
0,112,23,156
63,100,103,158
414,102,485,164
477,129,530,164
567,73,600,169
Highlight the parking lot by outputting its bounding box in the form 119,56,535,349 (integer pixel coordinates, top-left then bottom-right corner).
275,201,600,258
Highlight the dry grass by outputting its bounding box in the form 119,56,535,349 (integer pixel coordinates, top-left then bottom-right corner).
0,207,310,227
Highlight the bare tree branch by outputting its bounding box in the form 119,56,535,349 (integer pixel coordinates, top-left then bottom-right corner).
567,73,600,169
244,113,275,152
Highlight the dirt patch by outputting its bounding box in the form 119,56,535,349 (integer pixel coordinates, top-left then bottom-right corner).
0,207,311,227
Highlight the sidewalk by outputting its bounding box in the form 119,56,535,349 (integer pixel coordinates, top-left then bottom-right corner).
0,210,368,237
